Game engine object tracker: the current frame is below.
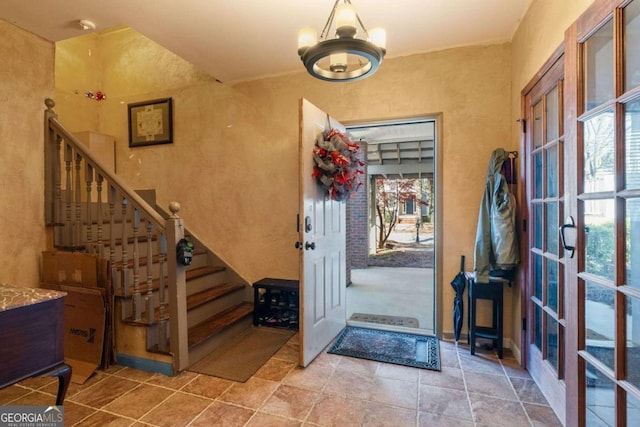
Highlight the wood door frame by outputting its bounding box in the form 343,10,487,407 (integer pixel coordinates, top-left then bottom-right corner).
342,113,444,338
520,45,567,424
519,2,640,424
519,43,565,371
564,0,638,425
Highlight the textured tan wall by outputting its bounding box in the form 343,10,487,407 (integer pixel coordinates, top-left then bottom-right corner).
54,33,100,132
508,0,593,356
47,0,596,350
56,31,514,339
233,44,513,339
511,0,594,115
55,29,294,286
0,20,54,287
0,0,600,360
54,28,512,339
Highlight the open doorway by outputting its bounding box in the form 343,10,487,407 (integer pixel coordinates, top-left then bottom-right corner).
345,118,439,336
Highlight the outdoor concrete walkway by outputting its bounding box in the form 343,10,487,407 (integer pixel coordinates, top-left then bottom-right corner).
347,267,434,334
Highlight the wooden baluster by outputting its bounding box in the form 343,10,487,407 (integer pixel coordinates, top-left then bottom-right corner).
104,184,118,364
108,185,118,296
132,210,141,321
53,135,63,246
120,198,129,299
74,152,82,249
96,174,104,254
158,233,168,351
64,143,73,248
85,163,94,253
145,222,155,325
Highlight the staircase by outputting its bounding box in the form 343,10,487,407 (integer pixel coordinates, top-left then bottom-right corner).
43,99,254,375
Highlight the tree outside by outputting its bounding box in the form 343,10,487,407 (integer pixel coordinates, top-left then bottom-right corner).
374,177,432,250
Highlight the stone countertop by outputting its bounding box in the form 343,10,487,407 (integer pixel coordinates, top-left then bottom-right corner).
0,284,66,312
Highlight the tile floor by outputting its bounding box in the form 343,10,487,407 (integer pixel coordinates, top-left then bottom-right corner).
0,334,562,426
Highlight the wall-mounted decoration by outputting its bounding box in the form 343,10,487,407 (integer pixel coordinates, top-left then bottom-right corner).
85,90,106,101
128,98,173,147
312,128,365,202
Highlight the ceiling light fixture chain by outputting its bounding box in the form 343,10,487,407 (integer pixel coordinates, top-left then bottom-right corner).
297,0,386,82
318,0,341,40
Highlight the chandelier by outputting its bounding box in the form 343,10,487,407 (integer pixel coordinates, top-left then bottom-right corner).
297,0,386,82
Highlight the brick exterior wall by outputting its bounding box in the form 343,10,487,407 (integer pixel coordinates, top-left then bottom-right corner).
346,141,369,284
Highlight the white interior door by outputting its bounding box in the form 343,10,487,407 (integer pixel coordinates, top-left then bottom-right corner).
299,98,347,367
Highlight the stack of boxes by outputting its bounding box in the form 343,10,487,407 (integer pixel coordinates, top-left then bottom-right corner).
41,251,110,384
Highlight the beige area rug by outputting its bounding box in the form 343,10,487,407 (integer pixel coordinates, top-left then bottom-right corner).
188,327,295,382
350,312,419,328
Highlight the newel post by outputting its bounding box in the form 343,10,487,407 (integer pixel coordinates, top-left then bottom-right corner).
44,98,58,225
166,202,189,373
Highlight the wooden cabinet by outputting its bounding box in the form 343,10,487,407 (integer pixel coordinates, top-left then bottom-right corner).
0,285,71,404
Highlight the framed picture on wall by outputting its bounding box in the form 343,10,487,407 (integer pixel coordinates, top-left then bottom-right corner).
128,98,173,147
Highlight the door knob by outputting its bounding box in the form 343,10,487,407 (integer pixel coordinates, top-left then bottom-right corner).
305,241,316,250
294,241,303,250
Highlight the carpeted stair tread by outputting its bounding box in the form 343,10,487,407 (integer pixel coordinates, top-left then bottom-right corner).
188,302,253,348
187,282,245,311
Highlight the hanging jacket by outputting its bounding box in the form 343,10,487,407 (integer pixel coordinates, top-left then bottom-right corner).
474,148,519,283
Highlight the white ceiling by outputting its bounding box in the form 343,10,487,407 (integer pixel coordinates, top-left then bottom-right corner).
0,0,533,84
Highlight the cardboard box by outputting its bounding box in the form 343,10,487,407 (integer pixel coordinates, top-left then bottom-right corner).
41,283,106,384
42,251,101,287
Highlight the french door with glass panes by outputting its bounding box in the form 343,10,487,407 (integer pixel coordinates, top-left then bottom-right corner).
563,0,640,425
523,53,566,424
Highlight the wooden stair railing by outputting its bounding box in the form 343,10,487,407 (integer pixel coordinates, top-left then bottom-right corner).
43,98,189,373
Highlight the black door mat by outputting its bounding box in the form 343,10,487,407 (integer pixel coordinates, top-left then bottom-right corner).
328,326,440,371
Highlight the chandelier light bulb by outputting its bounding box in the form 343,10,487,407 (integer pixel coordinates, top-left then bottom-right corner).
335,4,357,38
330,52,348,73
298,27,318,53
368,28,386,50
